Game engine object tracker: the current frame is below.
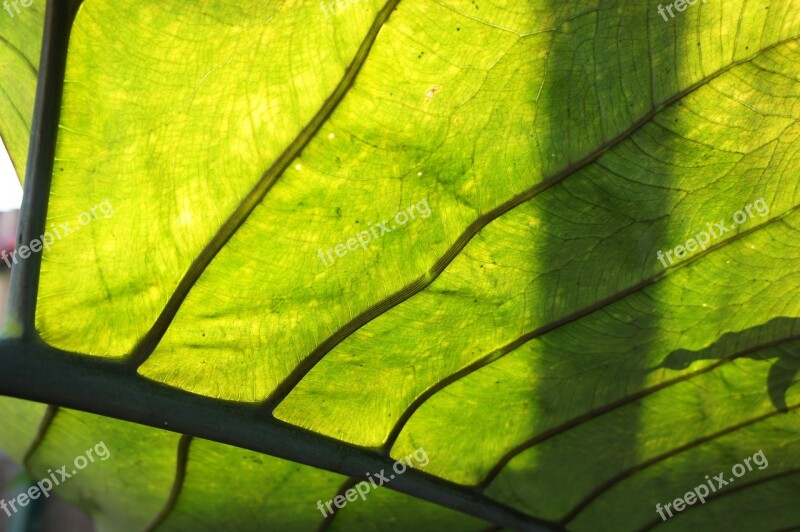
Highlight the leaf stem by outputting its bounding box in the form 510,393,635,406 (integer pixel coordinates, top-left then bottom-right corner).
0,338,558,532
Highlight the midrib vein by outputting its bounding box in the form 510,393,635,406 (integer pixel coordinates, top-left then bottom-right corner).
264,33,800,409
127,0,403,368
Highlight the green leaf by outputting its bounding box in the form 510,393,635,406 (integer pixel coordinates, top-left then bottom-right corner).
1,0,800,530
0,0,43,180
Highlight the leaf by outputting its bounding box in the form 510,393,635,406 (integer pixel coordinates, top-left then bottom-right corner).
1,0,800,530
0,0,43,180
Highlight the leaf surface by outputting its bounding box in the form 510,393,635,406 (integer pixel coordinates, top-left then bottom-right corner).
1,0,800,530
0,0,43,180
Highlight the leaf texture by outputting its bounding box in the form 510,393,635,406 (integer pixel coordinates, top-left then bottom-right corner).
1,0,800,530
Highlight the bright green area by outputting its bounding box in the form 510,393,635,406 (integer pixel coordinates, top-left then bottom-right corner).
157,438,346,531
26,408,179,531
0,0,42,181
0,0,799,530
0,396,46,461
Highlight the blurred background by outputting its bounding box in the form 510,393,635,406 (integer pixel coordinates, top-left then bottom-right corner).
0,141,93,531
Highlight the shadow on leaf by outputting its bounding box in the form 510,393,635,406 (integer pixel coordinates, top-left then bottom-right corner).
653,316,800,413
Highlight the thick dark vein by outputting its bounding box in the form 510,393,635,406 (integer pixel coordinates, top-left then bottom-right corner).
128,0,404,368
145,434,193,532
637,468,800,531
22,405,58,467
0,339,557,531
7,0,77,336
381,203,800,454
474,334,800,490
264,33,800,410
559,402,800,525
